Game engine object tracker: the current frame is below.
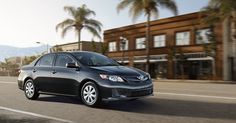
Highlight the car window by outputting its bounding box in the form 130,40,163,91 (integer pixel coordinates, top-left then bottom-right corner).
72,52,119,67
37,54,55,67
55,54,74,67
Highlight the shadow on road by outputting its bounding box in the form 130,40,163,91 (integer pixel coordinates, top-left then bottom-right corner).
37,96,82,104
36,96,236,120
0,114,51,123
100,98,236,120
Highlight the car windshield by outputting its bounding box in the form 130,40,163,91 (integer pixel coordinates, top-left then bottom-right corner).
72,52,119,67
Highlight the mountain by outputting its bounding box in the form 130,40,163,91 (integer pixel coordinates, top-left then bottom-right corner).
0,45,50,62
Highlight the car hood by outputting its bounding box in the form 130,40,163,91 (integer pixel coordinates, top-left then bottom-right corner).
90,66,145,76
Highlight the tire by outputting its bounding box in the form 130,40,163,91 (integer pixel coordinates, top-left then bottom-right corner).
81,82,100,106
24,79,39,100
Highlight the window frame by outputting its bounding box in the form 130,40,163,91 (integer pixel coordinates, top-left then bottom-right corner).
175,31,191,46
54,54,76,68
135,37,146,49
119,40,129,51
35,54,55,67
196,28,211,44
108,41,117,52
153,34,166,48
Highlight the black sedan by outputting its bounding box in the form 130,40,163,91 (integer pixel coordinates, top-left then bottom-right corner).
18,51,153,106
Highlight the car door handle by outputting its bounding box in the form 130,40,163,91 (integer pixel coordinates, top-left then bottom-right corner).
52,70,57,74
33,69,37,73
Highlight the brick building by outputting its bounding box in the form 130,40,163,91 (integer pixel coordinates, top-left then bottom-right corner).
104,12,235,81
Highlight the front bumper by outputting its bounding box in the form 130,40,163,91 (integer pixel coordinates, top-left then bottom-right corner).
99,83,153,101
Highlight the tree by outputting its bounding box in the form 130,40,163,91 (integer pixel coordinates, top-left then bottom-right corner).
170,47,188,79
202,0,236,80
101,43,108,55
56,4,102,51
91,39,97,52
117,0,178,74
22,55,40,65
1,59,19,76
202,0,236,26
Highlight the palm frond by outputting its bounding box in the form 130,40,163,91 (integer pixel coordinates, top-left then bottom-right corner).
61,25,75,38
129,0,145,21
84,25,101,39
84,19,103,32
117,0,134,13
64,6,77,19
117,0,178,22
56,4,102,42
157,0,178,15
56,19,75,32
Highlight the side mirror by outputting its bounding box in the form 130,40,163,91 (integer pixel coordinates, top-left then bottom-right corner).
66,63,79,68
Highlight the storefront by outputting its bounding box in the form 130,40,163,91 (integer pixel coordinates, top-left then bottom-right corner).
174,53,214,80
133,55,168,79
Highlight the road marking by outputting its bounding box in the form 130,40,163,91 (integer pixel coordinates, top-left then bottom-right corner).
158,88,234,94
0,106,74,123
0,81,17,84
156,92,236,100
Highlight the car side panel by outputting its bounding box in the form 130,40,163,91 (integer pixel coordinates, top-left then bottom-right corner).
33,66,53,92
50,67,80,95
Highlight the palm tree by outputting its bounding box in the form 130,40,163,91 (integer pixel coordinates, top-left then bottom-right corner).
117,0,178,74
56,4,102,51
202,0,236,80
202,0,236,24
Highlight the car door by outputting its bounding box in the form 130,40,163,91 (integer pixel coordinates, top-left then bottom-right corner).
51,53,80,95
33,54,55,92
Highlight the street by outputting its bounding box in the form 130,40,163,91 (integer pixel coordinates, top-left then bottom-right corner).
0,77,236,123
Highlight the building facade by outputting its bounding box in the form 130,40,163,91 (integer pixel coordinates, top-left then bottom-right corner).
50,41,103,53
104,12,235,81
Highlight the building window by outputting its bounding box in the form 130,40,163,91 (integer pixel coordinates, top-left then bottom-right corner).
120,40,128,51
176,31,190,46
196,28,210,44
154,35,166,48
135,37,146,49
108,41,117,52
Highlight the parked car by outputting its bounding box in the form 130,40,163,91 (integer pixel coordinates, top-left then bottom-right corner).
18,51,153,106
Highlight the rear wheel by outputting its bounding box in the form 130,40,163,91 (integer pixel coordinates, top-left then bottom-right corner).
24,79,39,100
81,82,100,106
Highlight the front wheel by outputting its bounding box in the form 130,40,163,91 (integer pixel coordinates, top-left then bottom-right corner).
24,79,39,100
81,82,100,106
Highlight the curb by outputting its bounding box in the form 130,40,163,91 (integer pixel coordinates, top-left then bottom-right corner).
152,79,236,84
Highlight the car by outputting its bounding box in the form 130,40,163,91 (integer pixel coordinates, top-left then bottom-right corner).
18,51,153,106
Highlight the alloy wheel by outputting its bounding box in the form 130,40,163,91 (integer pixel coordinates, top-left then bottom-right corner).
25,82,35,98
81,82,100,106
24,79,39,100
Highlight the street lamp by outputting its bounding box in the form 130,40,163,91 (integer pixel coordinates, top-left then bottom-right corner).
36,42,49,54
120,36,128,65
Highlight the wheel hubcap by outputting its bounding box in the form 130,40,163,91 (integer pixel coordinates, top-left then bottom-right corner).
25,82,34,98
83,85,97,105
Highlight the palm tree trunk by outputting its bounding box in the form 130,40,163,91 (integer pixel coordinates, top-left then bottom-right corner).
181,63,184,79
232,11,236,80
145,13,151,74
78,30,81,51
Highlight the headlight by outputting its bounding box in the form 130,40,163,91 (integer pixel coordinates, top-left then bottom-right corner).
99,74,125,82
146,73,151,79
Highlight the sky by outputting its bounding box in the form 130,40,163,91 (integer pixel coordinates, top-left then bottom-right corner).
0,0,209,48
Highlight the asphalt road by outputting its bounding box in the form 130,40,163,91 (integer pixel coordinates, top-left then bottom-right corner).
0,77,236,123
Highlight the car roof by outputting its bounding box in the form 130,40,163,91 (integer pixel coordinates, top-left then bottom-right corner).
47,51,95,55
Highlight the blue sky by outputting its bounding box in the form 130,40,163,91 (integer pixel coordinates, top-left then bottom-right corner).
0,0,209,48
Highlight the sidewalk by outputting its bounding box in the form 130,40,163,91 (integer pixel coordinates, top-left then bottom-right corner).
153,79,236,84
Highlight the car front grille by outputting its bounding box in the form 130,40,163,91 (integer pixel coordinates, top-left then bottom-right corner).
117,87,153,97
123,75,149,83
